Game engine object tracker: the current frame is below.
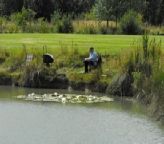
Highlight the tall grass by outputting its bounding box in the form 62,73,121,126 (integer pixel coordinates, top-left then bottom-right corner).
0,15,119,34
123,33,163,96
0,13,163,35
73,20,117,34
147,25,164,35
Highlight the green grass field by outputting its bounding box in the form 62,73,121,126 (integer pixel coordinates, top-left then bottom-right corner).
0,34,164,55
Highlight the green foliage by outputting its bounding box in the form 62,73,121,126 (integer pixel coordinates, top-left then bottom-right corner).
94,0,146,28
0,0,24,16
0,17,19,33
141,34,161,65
0,0,164,26
11,8,35,25
55,16,73,33
94,0,115,27
6,22,19,33
36,18,51,33
10,8,35,32
126,33,162,79
120,10,143,35
24,0,55,21
153,71,164,88
84,8,96,20
144,0,164,25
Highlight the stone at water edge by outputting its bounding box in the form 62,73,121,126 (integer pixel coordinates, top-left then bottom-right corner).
106,73,133,96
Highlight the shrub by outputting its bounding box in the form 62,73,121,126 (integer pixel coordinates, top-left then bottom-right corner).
24,22,35,33
10,8,35,32
36,18,51,33
6,22,19,33
84,8,96,20
120,10,143,35
55,16,73,33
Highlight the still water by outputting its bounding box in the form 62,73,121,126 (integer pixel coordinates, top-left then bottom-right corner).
0,86,164,144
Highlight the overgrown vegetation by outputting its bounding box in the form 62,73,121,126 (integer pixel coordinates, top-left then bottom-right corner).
0,36,128,89
0,33,163,90
120,33,164,123
1,0,163,25
0,0,163,35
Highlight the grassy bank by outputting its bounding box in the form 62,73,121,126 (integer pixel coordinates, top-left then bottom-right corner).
0,34,164,55
0,34,164,83
0,34,164,123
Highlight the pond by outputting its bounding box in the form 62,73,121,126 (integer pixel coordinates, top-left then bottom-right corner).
0,86,164,144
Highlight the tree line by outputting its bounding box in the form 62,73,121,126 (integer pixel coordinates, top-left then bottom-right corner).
0,0,163,25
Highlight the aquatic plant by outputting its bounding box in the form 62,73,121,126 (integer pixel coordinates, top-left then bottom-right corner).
17,92,113,104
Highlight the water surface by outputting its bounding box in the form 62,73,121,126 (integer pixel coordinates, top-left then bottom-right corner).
0,86,163,144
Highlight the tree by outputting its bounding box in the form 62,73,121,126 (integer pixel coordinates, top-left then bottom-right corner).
126,0,146,13
11,8,35,25
56,0,95,18
0,2,4,16
94,0,125,27
24,0,56,21
0,0,24,16
94,0,146,27
158,0,164,24
144,0,163,25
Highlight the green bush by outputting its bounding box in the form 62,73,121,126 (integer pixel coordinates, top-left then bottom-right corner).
24,22,35,33
55,16,73,33
36,18,51,33
10,8,35,32
120,10,143,35
84,8,96,20
6,23,19,33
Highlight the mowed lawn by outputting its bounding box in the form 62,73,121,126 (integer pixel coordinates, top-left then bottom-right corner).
0,34,164,55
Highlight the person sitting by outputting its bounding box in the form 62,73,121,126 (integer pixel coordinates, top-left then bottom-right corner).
84,47,98,73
